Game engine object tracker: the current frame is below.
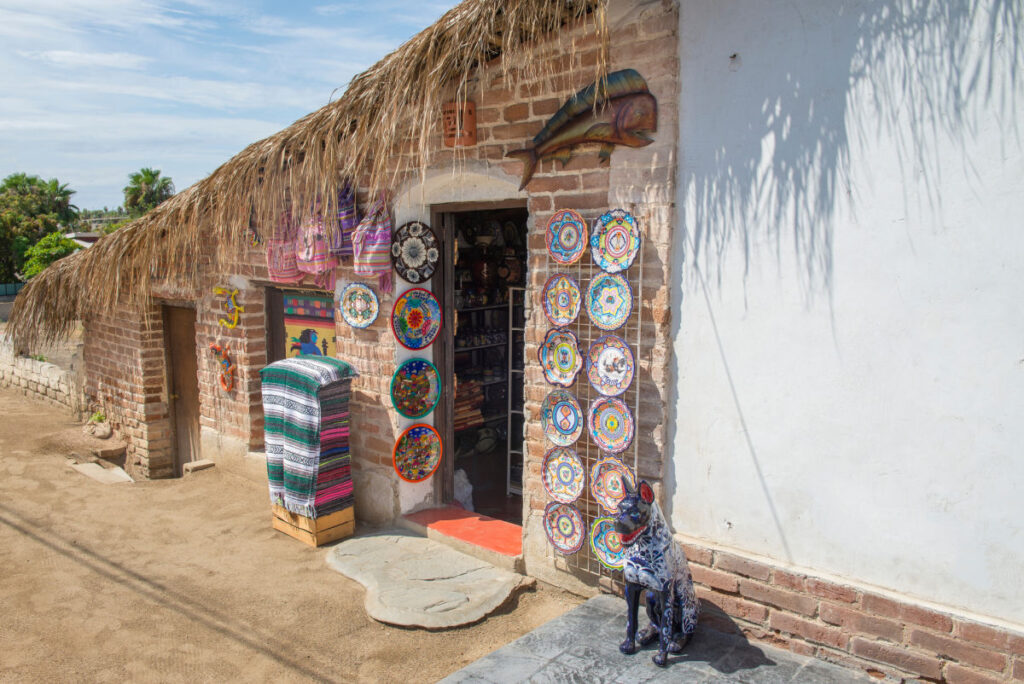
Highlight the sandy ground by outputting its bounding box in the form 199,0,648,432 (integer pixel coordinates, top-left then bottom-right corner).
0,385,582,683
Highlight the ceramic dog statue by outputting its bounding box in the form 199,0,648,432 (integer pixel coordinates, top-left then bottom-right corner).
615,479,699,667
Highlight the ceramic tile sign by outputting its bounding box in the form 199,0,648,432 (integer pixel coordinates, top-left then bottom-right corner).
285,293,336,358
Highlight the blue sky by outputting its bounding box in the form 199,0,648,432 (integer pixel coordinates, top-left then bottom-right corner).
0,0,456,211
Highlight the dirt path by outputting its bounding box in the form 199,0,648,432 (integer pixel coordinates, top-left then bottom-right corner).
0,386,581,683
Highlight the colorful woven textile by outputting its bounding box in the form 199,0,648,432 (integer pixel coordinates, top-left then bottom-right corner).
352,195,393,292
267,212,304,284
329,184,358,257
261,356,357,518
296,215,339,275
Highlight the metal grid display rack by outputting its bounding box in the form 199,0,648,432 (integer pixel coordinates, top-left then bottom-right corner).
539,210,644,585
507,286,526,496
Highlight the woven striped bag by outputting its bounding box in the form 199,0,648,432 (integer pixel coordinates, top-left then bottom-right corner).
329,184,358,258
351,195,393,292
267,212,303,283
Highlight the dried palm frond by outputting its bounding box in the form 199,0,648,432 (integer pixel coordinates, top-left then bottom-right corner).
8,0,610,350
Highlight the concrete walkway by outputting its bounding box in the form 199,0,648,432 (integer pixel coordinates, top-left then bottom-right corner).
440,595,877,683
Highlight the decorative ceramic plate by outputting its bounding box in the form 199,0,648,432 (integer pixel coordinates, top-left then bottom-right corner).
543,501,586,555
393,423,442,482
542,273,581,327
586,272,633,331
545,209,588,265
338,282,379,329
590,455,637,514
591,209,641,273
590,517,626,569
391,287,442,350
540,389,584,446
392,221,440,284
587,335,635,397
588,396,635,454
539,328,583,387
542,447,585,503
390,358,441,419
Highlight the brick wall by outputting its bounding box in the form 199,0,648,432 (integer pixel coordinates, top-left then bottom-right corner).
681,537,1024,683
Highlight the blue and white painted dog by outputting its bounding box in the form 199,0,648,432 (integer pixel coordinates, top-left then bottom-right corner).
615,479,700,667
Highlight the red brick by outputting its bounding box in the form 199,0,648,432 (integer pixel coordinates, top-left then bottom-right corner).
738,579,817,617
944,663,1007,684
527,174,581,193
715,552,771,581
862,593,953,632
1013,657,1024,680
806,578,857,603
908,629,1007,672
769,611,848,649
690,565,739,593
772,569,806,592
958,619,1024,652
679,542,712,566
696,587,768,624
504,103,529,122
849,637,943,679
531,98,560,116
819,602,904,643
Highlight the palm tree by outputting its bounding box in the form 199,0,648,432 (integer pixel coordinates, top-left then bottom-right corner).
42,178,78,224
123,168,175,217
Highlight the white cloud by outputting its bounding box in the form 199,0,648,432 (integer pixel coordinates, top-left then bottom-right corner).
18,50,154,70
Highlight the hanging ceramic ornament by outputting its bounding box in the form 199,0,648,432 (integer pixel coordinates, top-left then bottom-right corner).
587,335,635,396
543,501,586,555
545,209,588,265
588,396,635,454
542,447,585,503
391,287,442,350
390,358,441,419
590,517,626,569
393,423,443,482
338,282,379,329
538,328,583,387
591,208,641,273
540,389,583,446
586,272,633,331
542,273,581,327
590,454,637,514
392,221,440,284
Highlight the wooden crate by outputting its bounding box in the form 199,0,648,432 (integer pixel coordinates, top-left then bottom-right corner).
271,504,354,547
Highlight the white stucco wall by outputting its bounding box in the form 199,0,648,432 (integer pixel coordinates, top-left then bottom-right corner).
671,0,1024,625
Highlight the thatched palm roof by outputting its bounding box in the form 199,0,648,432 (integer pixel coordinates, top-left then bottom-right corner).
9,0,609,349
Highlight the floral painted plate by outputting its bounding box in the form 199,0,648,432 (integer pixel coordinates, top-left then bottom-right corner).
545,209,588,265
390,358,441,419
542,447,585,503
590,517,626,569
543,501,585,555
338,282,379,329
539,328,583,387
587,335,635,397
588,396,635,454
586,272,633,331
590,455,637,514
542,273,581,327
540,389,583,446
391,287,442,350
392,221,440,284
591,209,641,273
393,423,443,482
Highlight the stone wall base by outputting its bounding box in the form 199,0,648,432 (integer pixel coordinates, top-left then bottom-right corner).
678,537,1024,683
0,337,86,416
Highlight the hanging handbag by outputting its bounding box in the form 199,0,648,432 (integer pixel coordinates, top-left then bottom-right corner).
329,183,357,258
351,194,393,292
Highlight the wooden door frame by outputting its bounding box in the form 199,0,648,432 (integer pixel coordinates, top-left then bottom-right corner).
161,302,198,477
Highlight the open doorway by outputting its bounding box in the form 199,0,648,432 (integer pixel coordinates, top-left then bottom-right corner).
163,305,199,477
435,205,527,524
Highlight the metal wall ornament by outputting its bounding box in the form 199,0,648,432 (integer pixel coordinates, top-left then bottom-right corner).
393,423,443,483
591,209,641,273
391,287,442,350
586,272,633,331
543,501,586,555
545,209,588,265
540,389,584,446
542,273,582,327
213,287,244,329
590,455,638,514
590,516,627,569
588,396,635,454
542,447,585,503
539,328,583,387
390,358,441,419
587,335,635,397
338,282,379,329
506,69,658,190
392,221,440,284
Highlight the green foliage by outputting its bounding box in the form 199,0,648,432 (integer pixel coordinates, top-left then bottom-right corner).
0,173,79,281
31,354,46,362
124,168,174,218
101,218,132,235
21,232,82,279
89,411,106,423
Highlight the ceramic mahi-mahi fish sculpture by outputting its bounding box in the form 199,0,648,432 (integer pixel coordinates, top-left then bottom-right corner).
506,69,657,190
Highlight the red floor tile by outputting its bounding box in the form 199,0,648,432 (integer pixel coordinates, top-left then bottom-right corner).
404,506,522,557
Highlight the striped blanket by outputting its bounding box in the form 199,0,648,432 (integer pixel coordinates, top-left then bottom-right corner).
261,356,357,518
